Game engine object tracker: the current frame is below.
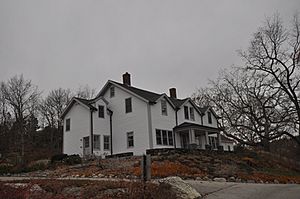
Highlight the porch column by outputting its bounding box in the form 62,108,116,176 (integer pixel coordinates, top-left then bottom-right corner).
190,129,196,144
217,132,221,146
205,131,209,145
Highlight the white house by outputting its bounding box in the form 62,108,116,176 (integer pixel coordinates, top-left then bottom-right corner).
61,73,234,157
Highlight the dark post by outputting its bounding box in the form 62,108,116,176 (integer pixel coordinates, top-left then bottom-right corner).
141,154,151,181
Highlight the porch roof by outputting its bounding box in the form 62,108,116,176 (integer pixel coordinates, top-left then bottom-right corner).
173,122,221,132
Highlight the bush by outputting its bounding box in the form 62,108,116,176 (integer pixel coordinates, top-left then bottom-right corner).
0,163,13,174
51,154,68,163
63,154,82,165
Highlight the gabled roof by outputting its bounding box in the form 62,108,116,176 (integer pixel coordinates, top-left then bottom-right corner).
74,97,97,110
96,79,214,114
198,106,209,114
169,97,188,108
61,97,100,119
111,81,162,102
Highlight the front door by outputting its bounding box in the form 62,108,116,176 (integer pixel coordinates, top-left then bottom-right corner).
83,136,90,156
180,133,189,149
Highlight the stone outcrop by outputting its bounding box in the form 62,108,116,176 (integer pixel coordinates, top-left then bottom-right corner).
159,176,201,199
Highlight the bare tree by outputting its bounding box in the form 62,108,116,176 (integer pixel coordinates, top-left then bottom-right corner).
0,75,40,159
193,67,290,150
75,84,95,100
240,13,300,145
40,88,71,128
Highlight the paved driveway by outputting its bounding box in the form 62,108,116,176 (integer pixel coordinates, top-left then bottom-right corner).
186,180,300,199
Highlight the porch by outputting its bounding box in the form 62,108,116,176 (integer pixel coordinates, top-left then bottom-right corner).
173,122,222,150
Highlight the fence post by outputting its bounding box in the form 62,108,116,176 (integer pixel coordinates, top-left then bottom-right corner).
141,154,151,181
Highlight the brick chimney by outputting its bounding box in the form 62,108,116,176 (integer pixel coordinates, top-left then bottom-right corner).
122,72,131,86
169,88,177,98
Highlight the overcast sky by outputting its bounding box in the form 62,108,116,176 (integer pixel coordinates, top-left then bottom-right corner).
0,0,299,98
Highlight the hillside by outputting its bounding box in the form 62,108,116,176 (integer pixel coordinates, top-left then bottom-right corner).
16,149,300,184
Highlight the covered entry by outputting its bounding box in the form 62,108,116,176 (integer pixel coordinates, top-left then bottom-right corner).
173,122,221,150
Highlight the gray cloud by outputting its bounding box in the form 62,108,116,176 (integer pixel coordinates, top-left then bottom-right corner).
0,0,299,98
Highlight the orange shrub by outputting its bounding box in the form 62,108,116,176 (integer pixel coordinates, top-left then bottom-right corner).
132,160,206,178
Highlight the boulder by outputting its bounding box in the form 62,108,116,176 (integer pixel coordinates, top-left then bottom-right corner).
213,177,227,182
228,176,235,182
159,176,201,199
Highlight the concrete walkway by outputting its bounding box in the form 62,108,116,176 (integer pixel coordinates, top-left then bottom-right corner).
186,180,300,199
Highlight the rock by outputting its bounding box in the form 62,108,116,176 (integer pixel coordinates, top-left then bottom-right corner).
4,183,28,188
60,173,68,178
62,187,82,196
247,180,255,183
202,176,210,181
213,177,227,182
228,176,235,182
196,177,202,181
103,188,127,195
30,184,45,193
159,176,201,199
235,178,242,183
274,179,279,184
259,180,264,184
98,173,104,178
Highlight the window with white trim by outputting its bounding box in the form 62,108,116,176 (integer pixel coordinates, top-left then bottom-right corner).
156,129,173,146
98,105,105,118
103,135,110,151
161,100,167,116
127,132,134,148
93,135,100,150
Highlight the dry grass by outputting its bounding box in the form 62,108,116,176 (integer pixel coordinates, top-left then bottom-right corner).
0,179,176,199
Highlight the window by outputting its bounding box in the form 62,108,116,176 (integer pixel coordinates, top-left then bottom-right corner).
127,132,134,148
104,135,110,151
162,130,168,145
168,131,173,146
125,98,132,113
208,112,212,124
66,118,70,131
156,129,162,145
98,105,105,118
190,107,195,121
156,129,173,146
110,87,115,98
84,136,90,148
227,145,231,152
184,106,189,120
161,100,167,116
209,136,217,149
93,135,100,150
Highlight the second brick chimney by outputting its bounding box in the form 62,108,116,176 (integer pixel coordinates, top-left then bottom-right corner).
169,88,177,98
122,72,131,86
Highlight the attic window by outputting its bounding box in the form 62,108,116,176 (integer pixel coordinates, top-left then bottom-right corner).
190,107,195,121
208,111,212,124
184,106,189,120
98,105,105,118
125,98,132,113
66,118,70,131
161,100,167,116
110,87,115,98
